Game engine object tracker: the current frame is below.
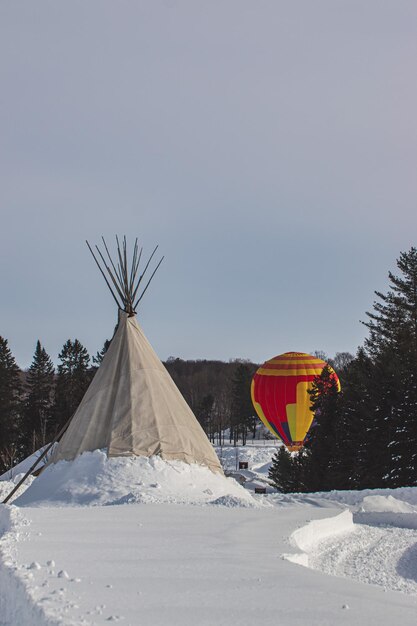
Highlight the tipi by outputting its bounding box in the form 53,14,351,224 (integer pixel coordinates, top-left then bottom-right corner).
51,237,222,474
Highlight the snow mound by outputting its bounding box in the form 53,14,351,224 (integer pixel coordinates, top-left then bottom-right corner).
353,495,417,529
283,510,354,567
303,521,417,595
286,510,354,562
358,495,417,514
13,450,259,508
0,476,35,505
208,494,258,508
309,485,417,508
284,498,417,595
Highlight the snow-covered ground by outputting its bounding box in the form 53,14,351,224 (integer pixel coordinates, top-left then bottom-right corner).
1,444,417,625
13,450,257,508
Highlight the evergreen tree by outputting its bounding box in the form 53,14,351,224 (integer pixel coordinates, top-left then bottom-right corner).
268,446,296,492
23,340,55,454
302,366,343,492
387,346,417,486
0,337,23,473
230,364,254,445
268,446,309,493
364,247,417,355
53,339,91,432
195,393,214,434
341,349,376,488
92,339,111,369
362,247,417,487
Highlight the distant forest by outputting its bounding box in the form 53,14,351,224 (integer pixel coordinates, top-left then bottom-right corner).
1,247,417,493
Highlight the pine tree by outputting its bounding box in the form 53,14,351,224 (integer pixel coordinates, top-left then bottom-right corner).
268,446,308,493
23,341,55,454
195,394,214,434
302,366,343,492
387,346,417,486
341,349,375,488
362,247,417,487
92,339,111,369
53,339,91,433
268,447,297,492
0,337,23,473
364,247,417,355
230,364,254,445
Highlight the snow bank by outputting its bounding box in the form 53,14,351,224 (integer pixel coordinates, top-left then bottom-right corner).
359,495,417,513
268,489,417,528
0,505,59,625
284,510,354,566
353,495,417,529
14,450,259,508
306,522,417,596
311,485,417,508
0,476,35,505
290,510,355,552
283,495,417,596
272,487,417,530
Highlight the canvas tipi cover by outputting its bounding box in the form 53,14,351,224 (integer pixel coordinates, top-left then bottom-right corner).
52,312,222,473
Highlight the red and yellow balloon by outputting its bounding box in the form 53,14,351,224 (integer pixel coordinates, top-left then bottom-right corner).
251,352,340,451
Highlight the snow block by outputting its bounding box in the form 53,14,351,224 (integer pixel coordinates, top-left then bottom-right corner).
284,510,354,567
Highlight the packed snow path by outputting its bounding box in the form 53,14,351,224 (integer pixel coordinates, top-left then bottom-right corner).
2,503,417,626
308,523,417,595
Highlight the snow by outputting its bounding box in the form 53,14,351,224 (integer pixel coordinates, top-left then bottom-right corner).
358,495,417,513
13,450,258,508
215,442,280,474
285,506,417,594
1,445,417,625
289,509,355,554
352,495,417,529
307,524,417,596
0,475,35,504
216,443,278,492
301,485,417,507
277,490,417,598
3,502,417,626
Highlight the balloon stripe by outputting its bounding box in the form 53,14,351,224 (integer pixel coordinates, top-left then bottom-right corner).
262,361,324,368
266,359,325,365
256,368,326,376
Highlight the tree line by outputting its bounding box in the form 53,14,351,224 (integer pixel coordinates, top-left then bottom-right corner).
0,332,261,474
0,337,96,473
269,247,417,492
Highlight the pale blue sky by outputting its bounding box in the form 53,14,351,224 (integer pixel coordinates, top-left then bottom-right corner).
1,1,416,368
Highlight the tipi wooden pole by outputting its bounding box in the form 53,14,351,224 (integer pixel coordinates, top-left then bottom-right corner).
2,414,74,505
134,256,164,309
86,241,122,309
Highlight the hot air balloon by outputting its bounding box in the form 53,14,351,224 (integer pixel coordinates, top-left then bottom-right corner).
251,352,340,451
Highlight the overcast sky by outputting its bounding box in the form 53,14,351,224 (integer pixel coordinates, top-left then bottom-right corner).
1,1,416,368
